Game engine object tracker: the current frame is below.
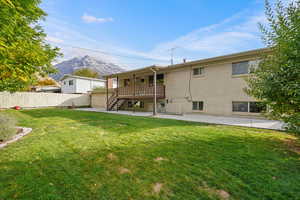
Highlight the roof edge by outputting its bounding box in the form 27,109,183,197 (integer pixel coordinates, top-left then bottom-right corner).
60,74,106,81
164,48,272,70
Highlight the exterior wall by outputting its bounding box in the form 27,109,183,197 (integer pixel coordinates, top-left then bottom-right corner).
61,77,77,94
91,91,112,108
165,59,260,116
0,92,90,109
75,79,105,93
61,78,105,94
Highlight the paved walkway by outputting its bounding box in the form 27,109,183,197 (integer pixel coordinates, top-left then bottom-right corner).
77,108,285,131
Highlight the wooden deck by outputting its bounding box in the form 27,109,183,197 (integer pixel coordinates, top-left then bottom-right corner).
116,85,165,99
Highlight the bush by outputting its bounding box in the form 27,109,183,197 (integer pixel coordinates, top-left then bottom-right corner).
92,87,105,92
0,114,17,142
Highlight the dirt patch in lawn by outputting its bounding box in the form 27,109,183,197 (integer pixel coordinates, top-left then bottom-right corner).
199,182,230,200
152,183,163,194
154,157,168,162
283,138,300,155
107,153,118,160
118,167,131,174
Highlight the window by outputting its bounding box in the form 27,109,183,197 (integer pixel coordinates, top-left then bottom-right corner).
69,80,74,86
157,74,164,84
128,101,133,108
63,81,66,85
192,101,204,111
149,75,153,86
232,61,249,75
124,79,130,87
193,67,204,76
140,78,145,83
139,101,144,108
250,102,266,113
149,74,164,86
232,102,248,112
233,102,266,113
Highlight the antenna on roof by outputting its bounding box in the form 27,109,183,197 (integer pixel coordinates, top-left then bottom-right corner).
168,47,179,65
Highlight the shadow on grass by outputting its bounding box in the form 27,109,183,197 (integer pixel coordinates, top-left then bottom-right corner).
18,108,218,135
0,130,299,200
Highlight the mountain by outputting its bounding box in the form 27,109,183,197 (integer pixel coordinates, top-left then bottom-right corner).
51,55,125,80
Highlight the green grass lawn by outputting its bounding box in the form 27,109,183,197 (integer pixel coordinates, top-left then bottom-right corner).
0,109,299,200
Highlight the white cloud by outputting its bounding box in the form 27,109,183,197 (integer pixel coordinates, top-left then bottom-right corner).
81,13,113,23
43,16,171,68
46,36,64,44
149,11,266,62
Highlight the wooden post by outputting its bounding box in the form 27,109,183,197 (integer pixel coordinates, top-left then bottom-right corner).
116,76,119,111
106,77,109,111
133,74,136,113
153,70,157,116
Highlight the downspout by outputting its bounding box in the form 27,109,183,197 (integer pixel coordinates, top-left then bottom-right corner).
150,68,157,116
133,74,136,113
106,77,109,111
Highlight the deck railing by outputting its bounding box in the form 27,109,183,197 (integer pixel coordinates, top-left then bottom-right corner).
116,85,165,98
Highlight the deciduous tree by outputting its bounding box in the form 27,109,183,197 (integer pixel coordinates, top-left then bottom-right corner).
246,0,300,133
0,0,61,92
73,68,99,78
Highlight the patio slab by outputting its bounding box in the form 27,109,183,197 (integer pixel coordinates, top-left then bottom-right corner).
76,108,285,131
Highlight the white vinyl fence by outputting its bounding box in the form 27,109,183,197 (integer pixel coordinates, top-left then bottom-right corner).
0,92,90,109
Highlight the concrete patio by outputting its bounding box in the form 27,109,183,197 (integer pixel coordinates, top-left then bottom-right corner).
76,108,285,131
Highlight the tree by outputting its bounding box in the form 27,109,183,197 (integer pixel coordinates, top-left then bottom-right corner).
246,0,300,133
0,0,61,92
35,78,58,86
73,68,99,78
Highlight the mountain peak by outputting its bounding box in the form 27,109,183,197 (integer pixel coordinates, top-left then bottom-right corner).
51,56,125,80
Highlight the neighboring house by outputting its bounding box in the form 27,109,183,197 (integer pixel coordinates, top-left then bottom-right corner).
104,48,271,117
60,75,106,94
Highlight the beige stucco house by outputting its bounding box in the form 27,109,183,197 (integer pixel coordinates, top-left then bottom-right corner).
101,48,271,117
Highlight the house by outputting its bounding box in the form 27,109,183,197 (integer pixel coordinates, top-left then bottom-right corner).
60,75,106,94
103,48,271,117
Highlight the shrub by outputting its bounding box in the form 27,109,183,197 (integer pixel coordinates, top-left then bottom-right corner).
93,87,105,92
0,114,17,142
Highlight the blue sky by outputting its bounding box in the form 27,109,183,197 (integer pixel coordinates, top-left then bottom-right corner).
41,0,270,69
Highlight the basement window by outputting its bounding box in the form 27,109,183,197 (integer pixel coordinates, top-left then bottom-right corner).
232,101,266,113
192,101,204,111
249,102,266,113
232,102,248,112
139,101,144,108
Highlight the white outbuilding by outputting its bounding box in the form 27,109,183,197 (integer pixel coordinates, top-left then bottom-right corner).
60,75,105,94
